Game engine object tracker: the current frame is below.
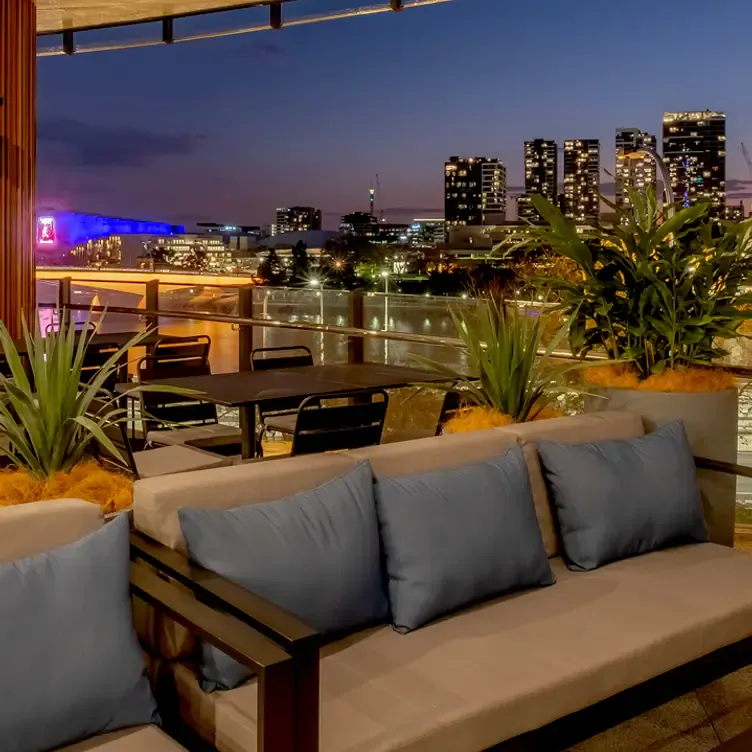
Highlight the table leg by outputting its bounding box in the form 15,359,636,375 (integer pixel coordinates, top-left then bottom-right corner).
240,403,256,459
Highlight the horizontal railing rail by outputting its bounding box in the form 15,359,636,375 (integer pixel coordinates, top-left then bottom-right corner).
42,276,752,378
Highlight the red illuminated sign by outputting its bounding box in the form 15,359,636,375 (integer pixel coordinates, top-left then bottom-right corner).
38,217,56,246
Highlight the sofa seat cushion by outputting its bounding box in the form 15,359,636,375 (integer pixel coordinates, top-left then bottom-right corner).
179,544,752,752
57,726,186,751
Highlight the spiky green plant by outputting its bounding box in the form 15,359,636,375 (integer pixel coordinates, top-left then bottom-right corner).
416,296,598,422
0,311,188,477
514,187,752,378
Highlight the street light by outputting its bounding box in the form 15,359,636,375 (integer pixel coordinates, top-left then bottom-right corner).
380,269,390,295
619,147,675,218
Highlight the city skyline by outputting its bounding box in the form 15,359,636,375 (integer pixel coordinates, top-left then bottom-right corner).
37,0,752,227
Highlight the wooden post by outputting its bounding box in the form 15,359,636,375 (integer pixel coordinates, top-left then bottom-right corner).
0,0,36,339
238,285,254,372
238,285,256,458
58,276,71,328
144,279,160,334
348,288,365,364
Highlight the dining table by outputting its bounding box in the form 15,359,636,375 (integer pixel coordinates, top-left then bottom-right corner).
121,362,450,459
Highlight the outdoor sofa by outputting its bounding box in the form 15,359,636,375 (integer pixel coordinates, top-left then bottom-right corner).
130,411,752,752
0,498,299,752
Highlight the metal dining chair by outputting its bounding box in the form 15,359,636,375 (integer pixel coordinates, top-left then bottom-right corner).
44,320,96,336
79,341,121,390
382,388,463,444
137,335,241,449
251,345,315,453
290,389,389,456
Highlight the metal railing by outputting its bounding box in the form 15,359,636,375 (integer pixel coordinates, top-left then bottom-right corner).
47,275,752,379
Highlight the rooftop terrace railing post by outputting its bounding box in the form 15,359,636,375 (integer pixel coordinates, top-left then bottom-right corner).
0,0,36,339
144,279,160,336
348,289,365,364
238,284,256,457
58,277,71,327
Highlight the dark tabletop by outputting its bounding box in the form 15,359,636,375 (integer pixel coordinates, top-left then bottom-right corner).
119,362,449,407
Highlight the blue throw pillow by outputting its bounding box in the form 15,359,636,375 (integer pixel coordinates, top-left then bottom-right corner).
537,420,708,572
374,446,554,633
0,514,158,752
179,461,388,691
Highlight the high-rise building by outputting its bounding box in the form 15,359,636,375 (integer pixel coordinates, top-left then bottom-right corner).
272,206,322,236
519,139,558,223
408,218,446,247
725,201,745,221
615,128,657,210
444,157,507,229
563,140,601,223
662,111,726,215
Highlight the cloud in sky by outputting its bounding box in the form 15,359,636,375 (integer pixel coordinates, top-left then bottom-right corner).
38,118,207,169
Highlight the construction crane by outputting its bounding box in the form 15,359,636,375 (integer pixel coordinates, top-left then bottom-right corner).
741,143,752,180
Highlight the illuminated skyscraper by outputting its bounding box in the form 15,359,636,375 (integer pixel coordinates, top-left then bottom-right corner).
615,128,657,209
272,206,322,236
563,140,600,222
662,111,726,216
519,139,558,224
444,157,507,228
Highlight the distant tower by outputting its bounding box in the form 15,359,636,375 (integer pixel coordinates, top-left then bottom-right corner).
369,183,375,216
444,156,507,228
663,110,726,216
563,139,600,223
615,128,657,210
519,139,558,224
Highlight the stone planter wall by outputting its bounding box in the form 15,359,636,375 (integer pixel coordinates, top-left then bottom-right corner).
585,388,738,547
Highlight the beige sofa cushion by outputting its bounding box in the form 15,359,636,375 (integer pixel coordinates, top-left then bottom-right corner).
57,726,185,751
132,452,360,661
0,498,102,563
133,452,358,552
349,428,518,477
176,543,752,752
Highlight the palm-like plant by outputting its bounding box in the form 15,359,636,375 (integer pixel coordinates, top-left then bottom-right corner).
0,312,183,477
417,296,594,422
513,187,752,379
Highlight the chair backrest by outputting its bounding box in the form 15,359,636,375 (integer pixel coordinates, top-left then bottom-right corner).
251,346,313,372
436,390,463,436
291,389,389,456
153,335,211,362
137,351,218,431
44,320,96,336
80,342,120,386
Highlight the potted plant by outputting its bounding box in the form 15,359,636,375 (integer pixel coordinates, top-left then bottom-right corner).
417,295,595,433
518,187,752,545
0,311,183,514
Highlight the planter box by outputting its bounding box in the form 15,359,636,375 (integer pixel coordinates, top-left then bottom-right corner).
585,388,738,547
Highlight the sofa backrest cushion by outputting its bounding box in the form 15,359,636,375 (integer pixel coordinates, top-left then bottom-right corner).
506,412,646,557
134,452,358,552
179,461,388,691
538,421,708,571
0,515,157,751
375,446,554,633
0,498,102,563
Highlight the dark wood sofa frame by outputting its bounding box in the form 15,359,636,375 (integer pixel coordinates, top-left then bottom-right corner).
130,457,752,752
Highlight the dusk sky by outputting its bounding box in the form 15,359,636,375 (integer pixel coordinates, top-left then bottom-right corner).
37,0,752,229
